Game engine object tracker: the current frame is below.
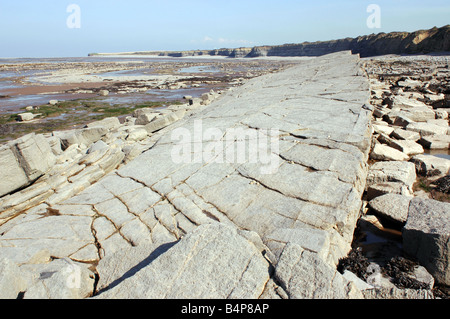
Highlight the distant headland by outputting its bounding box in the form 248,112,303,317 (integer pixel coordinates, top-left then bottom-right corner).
89,25,450,58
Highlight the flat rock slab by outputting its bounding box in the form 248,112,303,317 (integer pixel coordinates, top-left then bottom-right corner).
117,51,372,265
96,224,271,299
369,193,412,224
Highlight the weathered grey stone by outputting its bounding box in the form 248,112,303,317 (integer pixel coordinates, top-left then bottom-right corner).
0,134,56,197
144,110,186,133
406,122,448,137
86,117,121,131
370,144,409,161
0,215,94,264
362,287,434,299
0,144,29,197
17,112,35,122
56,126,108,149
391,95,428,109
368,194,412,224
435,109,449,120
419,134,450,149
87,140,108,154
403,198,450,286
366,161,417,189
96,224,270,299
367,182,413,201
0,258,27,299
274,243,363,299
135,113,157,126
390,128,421,141
373,123,395,136
388,139,424,156
410,154,450,177
126,127,148,141
22,258,95,299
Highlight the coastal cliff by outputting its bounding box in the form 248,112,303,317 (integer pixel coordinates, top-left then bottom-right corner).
90,25,450,58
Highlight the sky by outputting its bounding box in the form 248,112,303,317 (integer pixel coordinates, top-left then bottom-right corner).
0,0,449,58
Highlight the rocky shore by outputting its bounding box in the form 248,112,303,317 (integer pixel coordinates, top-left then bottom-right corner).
0,51,449,299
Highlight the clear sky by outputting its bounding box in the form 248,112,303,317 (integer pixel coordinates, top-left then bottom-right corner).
0,0,449,58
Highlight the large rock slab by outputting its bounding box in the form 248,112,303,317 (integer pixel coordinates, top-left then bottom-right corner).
370,144,409,161
368,193,412,224
273,243,363,299
366,161,417,190
410,154,450,177
0,258,27,299
96,224,271,299
403,198,450,285
0,133,56,197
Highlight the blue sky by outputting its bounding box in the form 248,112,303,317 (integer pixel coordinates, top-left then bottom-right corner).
0,0,448,57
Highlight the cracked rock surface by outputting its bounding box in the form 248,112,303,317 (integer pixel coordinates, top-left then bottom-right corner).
0,51,373,299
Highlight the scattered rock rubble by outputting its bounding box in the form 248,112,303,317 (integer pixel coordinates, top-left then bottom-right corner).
343,55,450,298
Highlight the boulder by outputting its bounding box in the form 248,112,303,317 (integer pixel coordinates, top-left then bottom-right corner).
55,127,108,149
0,134,56,197
95,224,270,299
400,107,436,123
274,243,363,299
21,258,95,299
368,194,412,224
387,139,424,156
126,128,148,142
87,140,109,154
434,175,450,194
17,113,35,122
403,198,450,286
132,108,158,118
390,128,420,141
98,90,109,96
363,287,434,299
391,95,428,109
49,100,58,105
367,182,413,201
370,144,409,161
0,144,29,197
372,123,394,136
406,123,448,137
144,110,186,134
434,109,449,120
0,258,27,299
135,113,157,126
397,79,423,89
366,161,417,190
419,135,450,149
85,117,121,131
410,154,450,177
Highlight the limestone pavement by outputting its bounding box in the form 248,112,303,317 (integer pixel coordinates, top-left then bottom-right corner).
0,51,374,299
